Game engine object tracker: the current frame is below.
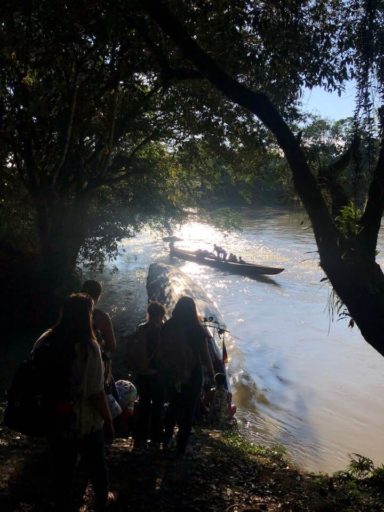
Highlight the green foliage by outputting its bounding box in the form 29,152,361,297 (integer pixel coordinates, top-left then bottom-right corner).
327,287,353,326
335,203,363,238
2,0,312,280
306,456,384,510
0,170,38,255
175,136,295,207
214,431,384,510
221,430,287,463
1,0,383,288
300,116,355,165
348,454,375,478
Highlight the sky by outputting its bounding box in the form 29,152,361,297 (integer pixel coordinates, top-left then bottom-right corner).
301,81,356,121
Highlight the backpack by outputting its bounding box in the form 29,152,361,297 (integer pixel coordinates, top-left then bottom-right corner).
3,337,74,437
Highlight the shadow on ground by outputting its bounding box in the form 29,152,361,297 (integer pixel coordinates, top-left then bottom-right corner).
1,422,384,512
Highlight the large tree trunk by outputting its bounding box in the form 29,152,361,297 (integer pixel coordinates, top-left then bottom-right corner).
33,191,87,291
322,256,384,356
144,0,384,358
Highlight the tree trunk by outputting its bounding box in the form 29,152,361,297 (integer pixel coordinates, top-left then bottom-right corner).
33,191,87,291
323,257,384,356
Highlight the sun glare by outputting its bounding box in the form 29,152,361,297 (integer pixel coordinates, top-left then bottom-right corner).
175,222,220,251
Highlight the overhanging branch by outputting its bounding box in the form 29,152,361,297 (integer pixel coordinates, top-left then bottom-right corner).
319,138,357,218
51,69,80,188
143,0,341,255
87,132,156,189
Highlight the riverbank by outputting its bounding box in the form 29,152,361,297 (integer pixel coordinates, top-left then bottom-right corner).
1,409,383,512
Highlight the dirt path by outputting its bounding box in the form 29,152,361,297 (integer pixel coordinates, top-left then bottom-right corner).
1,418,384,512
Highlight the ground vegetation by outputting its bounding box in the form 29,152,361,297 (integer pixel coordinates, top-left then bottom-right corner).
1,412,383,512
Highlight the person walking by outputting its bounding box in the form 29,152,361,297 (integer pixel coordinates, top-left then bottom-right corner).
160,296,214,456
81,280,116,354
131,301,166,449
32,293,115,511
81,280,119,404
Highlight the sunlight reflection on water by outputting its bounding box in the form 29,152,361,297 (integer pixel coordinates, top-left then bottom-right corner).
98,208,384,474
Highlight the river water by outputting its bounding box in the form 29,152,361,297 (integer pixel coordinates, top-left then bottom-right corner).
94,207,384,473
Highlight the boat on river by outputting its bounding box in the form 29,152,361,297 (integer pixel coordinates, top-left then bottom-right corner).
170,246,284,277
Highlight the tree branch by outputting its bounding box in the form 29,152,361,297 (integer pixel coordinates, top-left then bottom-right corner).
95,85,120,183
133,16,202,84
87,132,156,189
164,67,202,81
51,69,80,188
319,138,357,218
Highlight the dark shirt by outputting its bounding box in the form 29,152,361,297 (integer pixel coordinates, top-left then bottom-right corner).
145,323,161,371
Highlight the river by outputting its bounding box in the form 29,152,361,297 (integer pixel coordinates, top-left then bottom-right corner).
96,206,384,474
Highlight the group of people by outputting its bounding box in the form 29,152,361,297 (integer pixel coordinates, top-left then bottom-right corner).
129,297,233,455
213,244,245,263
31,280,234,511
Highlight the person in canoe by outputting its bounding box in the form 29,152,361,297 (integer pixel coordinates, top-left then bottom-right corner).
213,244,227,261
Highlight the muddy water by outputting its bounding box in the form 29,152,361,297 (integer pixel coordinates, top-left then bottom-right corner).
96,207,384,474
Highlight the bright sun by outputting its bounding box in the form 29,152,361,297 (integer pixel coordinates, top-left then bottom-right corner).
175,222,219,251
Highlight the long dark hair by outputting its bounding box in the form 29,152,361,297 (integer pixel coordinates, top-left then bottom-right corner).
172,296,204,335
52,293,95,345
45,293,96,372
39,293,95,393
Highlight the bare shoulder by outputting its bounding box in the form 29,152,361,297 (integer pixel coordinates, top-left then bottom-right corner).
32,329,52,352
93,308,112,327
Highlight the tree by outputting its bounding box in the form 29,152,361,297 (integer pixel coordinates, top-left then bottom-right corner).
142,0,384,358
1,0,306,290
3,0,384,351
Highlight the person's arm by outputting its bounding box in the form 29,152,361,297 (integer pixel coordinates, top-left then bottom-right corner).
91,390,114,438
88,342,114,438
97,310,117,352
125,327,146,372
201,336,215,379
31,329,52,354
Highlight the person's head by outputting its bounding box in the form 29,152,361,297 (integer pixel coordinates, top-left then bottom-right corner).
147,301,166,326
55,293,95,343
81,280,102,303
214,372,226,388
172,296,200,326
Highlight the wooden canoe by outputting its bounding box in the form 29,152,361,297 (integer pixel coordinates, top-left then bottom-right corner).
147,262,232,390
170,247,284,276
